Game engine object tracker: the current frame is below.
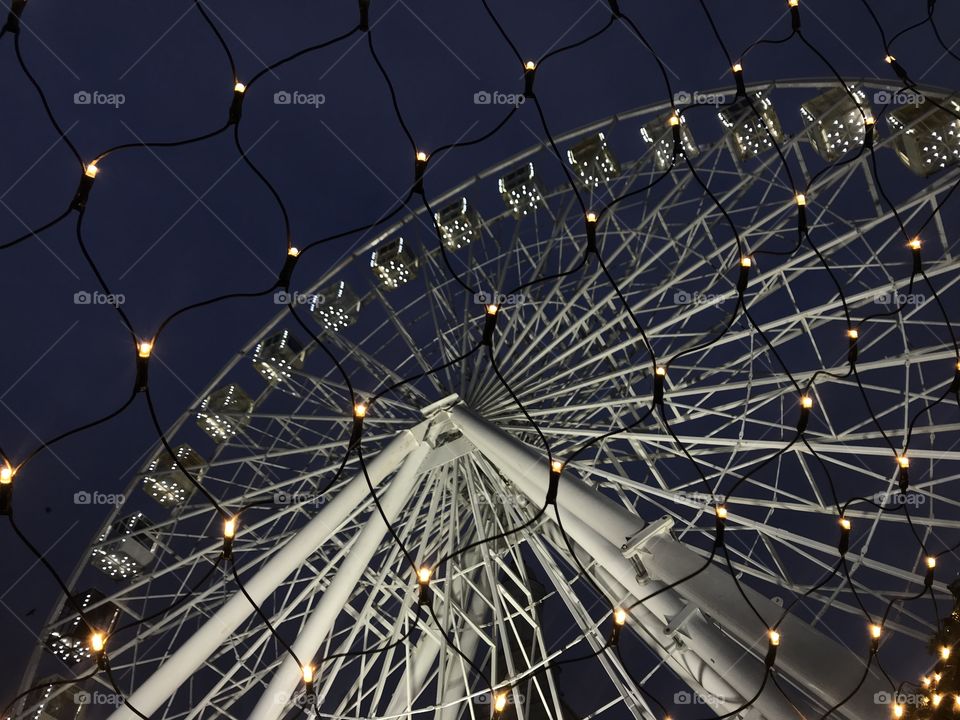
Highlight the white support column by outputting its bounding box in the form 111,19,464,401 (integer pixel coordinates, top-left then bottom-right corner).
107,429,419,720
448,404,880,720
253,439,434,719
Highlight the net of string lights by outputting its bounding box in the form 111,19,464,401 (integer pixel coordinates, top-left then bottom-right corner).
1,0,960,718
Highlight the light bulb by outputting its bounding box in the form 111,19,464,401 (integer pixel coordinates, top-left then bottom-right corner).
494,692,508,713
614,608,627,626
418,565,431,585
801,395,814,409
769,629,781,646
302,664,314,683
892,703,904,718
138,340,153,358
655,366,667,376
288,246,300,257
550,459,563,474
416,150,428,162
864,114,876,126
795,193,806,206
524,60,536,70
926,556,937,569
941,645,951,660
898,455,910,469
933,693,943,708
586,211,597,223
884,55,896,64
715,505,728,520
740,256,752,268
234,82,246,93
85,163,99,178
869,623,882,640
0,463,13,484
90,631,105,653
354,403,367,418
848,328,859,339
732,62,743,73
839,516,851,531
224,517,237,539
668,113,680,127
908,237,922,251
486,304,499,316
788,0,798,6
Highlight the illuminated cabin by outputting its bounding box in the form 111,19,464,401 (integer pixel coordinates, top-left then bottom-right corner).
253,330,309,383
566,132,620,187
370,237,419,289
309,281,361,331
800,85,871,161
640,113,699,171
20,677,85,720
196,384,255,442
718,91,783,160
45,588,120,665
498,163,544,217
91,513,159,581
435,198,483,250
141,444,206,509
887,98,960,177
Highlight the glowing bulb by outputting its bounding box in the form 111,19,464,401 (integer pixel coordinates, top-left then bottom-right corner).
524,60,536,70
848,328,859,339
614,608,627,626
288,246,300,257
941,645,951,660
716,505,728,520
926,556,937,569
933,693,943,708
550,459,563,474
668,113,680,127
769,629,781,646
486,304,498,316
801,395,814,409
884,55,896,64
839,516,851,531
224,517,237,539
788,0,798,6
795,193,806,206
418,565,431,584
740,256,752,268
934,672,943,683
416,150,428,162
0,463,13,484
586,211,597,223
864,114,876,126
494,692,508,713
655,365,667,376
90,632,105,653
84,163,99,178
898,455,910,469
138,340,153,358
302,664,314,683
922,676,932,688
908,237,922,251
869,623,882,640
732,62,743,73
354,403,367,418
892,703,904,719
234,82,246,93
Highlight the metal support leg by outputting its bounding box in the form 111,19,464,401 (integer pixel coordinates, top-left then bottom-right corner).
106,428,419,720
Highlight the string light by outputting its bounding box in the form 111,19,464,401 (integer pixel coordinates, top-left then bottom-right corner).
0,461,14,516
941,645,951,661
523,60,537,98
222,516,237,559
892,703,905,718
493,691,509,717
90,631,107,669
84,163,99,179
838,516,851,555
765,629,781,667
138,340,153,359
417,564,432,606
585,211,598,253
801,395,814,409
302,664,315,697
482,302,499,346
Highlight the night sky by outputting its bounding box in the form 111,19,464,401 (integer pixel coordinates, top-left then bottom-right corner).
1,0,959,713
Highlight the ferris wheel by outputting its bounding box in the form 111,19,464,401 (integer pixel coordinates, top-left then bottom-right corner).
14,78,960,720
